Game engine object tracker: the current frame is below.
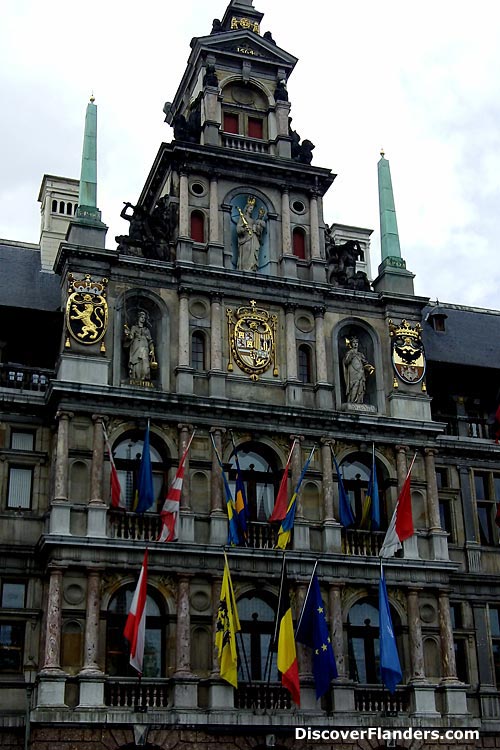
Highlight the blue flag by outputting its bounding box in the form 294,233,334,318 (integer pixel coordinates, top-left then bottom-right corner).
276,447,315,550
361,450,380,530
222,472,241,546
378,567,402,694
135,423,155,514
232,449,249,540
296,573,337,698
333,455,355,528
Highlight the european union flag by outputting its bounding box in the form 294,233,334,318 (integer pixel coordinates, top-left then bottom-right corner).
378,567,402,694
135,423,155,514
296,573,337,698
332,454,355,528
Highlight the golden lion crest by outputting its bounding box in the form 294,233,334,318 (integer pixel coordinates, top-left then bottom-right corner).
65,273,109,349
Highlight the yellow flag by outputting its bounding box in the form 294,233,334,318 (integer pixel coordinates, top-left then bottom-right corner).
215,556,241,687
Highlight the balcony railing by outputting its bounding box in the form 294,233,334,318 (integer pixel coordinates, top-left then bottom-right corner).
342,529,385,556
0,364,53,391
109,511,162,542
354,685,410,714
248,521,277,549
235,681,291,710
105,678,171,708
221,134,270,154
434,413,491,440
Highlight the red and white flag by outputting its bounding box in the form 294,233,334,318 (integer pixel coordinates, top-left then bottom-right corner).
102,423,125,509
268,440,297,523
123,549,148,674
158,431,195,542
380,456,416,558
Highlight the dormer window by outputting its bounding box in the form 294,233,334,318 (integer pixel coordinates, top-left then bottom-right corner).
221,83,268,142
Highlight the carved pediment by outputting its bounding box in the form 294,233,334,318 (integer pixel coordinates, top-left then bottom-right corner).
193,32,298,70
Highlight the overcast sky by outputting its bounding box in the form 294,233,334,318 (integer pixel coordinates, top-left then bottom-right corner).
1,0,500,309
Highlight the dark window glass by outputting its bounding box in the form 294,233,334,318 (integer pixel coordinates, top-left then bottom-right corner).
190,211,205,243
474,472,489,500
298,346,311,383
494,475,500,500
450,604,463,630
59,201,65,213
435,467,448,489
478,502,495,545
107,588,164,677
1,583,25,608
454,639,468,683
191,332,205,371
292,228,306,259
113,435,166,512
51,199,57,212
348,601,381,684
248,117,263,139
223,112,239,134
66,203,72,216
439,500,453,540
0,623,24,672
238,594,277,681
10,431,34,451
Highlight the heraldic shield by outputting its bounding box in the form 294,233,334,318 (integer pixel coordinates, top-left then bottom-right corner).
65,273,109,346
388,319,426,384
226,300,278,380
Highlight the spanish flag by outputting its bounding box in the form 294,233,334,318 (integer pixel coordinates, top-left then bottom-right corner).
215,554,241,687
275,558,300,705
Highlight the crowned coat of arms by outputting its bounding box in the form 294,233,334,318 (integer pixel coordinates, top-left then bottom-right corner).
65,273,109,349
388,319,426,384
226,300,278,381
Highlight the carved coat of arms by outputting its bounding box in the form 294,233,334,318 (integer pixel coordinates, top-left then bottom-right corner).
388,319,426,384
65,273,109,349
226,300,278,381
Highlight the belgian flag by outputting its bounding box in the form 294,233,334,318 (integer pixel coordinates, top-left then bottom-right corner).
274,558,300,705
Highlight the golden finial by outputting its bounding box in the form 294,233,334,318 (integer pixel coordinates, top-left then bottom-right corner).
90,92,95,103
380,147,385,158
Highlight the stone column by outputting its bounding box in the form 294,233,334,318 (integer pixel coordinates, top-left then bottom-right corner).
291,435,302,514
87,416,108,538
329,584,345,678
424,448,442,531
438,591,458,682
179,171,189,237
395,445,408,493
210,427,227,545
175,576,192,676
209,176,219,243
81,570,102,674
407,589,425,681
178,424,192,510
281,187,291,255
54,412,71,502
313,307,328,383
178,290,190,368
321,439,335,522
42,568,64,673
309,192,321,259
209,292,225,397
285,304,298,381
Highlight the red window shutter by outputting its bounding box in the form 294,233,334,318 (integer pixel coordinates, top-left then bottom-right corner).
292,228,306,259
190,212,205,243
248,117,263,139
223,113,239,134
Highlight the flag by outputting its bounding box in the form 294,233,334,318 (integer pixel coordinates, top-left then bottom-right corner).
232,446,249,539
269,440,297,523
215,555,241,687
378,566,402,693
332,453,355,528
210,433,241,545
296,572,337,698
158,431,195,542
102,423,125,509
380,471,414,558
274,559,300,705
123,549,148,675
276,446,315,550
135,422,155,514
360,447,380,530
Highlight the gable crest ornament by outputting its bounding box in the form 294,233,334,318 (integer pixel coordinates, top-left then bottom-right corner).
226,300,278,381
388,319,426,384
65,273,109,351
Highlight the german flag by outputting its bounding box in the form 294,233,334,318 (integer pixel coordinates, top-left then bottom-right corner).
275,558,300,705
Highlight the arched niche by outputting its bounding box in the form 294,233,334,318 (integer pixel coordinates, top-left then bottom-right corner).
224,439,283,522
69,460,89,504
333,318,384,412
335,449,392,530
112,290,170,391
223,186,276,275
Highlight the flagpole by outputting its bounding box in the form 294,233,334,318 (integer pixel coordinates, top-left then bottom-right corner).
222,548,253,687
265,552,286,687
295,559,319,635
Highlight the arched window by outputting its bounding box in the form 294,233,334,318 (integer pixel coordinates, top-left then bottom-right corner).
107,586,166,677
112,432,168,512
59,201,65,214
238,592,278,682
221,83,268,141
190,211,205,243
51,199,57,212
191,331,206,371
347,598,402,684
228,443,280,522
298,345,312,383
292,227,306,259
340,452,389,530
66,203,72,216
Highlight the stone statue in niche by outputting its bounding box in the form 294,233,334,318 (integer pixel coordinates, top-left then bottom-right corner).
236,197,267,272
203,64,219,87
124,310,158,384
342,335,375,404
288,117,315,164
325,227,371,291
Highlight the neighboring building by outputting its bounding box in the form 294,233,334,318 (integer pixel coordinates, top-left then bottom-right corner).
2,1,500,749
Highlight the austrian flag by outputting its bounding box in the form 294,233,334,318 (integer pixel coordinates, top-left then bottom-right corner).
380,458,415,558
158,431,195,542
123,550,148,674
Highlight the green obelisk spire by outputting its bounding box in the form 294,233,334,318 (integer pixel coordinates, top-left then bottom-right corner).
75,95,103,224
378,149,404,266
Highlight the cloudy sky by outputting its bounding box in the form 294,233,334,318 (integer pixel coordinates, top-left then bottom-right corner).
1,0,500,309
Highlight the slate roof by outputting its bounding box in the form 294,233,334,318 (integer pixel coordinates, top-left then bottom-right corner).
0,240,61,311
422,303,500,370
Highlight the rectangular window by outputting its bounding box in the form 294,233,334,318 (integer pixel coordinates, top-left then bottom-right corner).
0,623,24,672
7,467,33,509
1,583,26,608
490,606,500,686
454,638,469,683
439,499,454,541
477,502,495,545
223,112,239,134
435,467,448,489
10,431,34,451
248,117,263,139
474,471,490,500
450,603,463,629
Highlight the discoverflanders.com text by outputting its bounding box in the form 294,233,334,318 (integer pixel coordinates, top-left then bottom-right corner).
295,727,479,742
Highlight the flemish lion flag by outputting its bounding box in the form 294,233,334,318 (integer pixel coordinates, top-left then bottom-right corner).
215,555,241,688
